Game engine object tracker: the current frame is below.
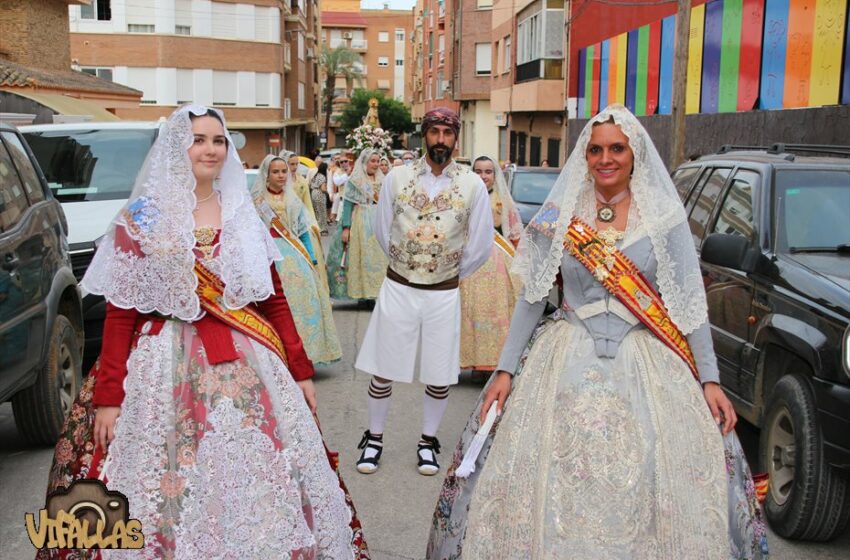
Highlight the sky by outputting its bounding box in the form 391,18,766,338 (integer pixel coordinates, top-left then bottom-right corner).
360,0,417,9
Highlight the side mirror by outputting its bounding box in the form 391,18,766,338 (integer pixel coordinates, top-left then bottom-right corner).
702,233,768,274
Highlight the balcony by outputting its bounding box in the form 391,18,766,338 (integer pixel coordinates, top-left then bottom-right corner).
329,37,367,50
516,58,563,83
350,39,367,50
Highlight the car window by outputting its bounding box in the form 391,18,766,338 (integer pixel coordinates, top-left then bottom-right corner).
775,169,850,252
22,128,156,202
511,171,557,204
712,169,759,240
688,167,731,247
1,132,46,204
0,141,31,232
671,166,700,204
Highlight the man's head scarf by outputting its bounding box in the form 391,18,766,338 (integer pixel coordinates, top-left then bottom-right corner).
421,107,460,136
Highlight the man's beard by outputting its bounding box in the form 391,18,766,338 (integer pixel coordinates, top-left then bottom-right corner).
427,143,452,165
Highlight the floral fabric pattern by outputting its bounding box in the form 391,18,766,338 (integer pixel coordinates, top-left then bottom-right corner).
327,204,387,300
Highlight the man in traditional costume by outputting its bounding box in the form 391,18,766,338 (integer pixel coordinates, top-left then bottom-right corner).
354,108,494,476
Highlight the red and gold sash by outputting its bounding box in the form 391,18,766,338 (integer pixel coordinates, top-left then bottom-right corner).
194,260,288,367
494,231,516,258
564,218,699,380
269,215,315,269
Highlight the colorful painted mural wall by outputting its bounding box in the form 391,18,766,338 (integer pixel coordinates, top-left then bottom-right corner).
577,0,849,118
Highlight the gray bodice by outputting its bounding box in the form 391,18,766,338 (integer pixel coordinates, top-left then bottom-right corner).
497,234,720,384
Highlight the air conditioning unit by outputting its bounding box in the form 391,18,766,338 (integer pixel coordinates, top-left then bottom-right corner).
342,32,353,40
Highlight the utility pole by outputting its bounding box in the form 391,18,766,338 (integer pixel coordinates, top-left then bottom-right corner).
670,0,691,168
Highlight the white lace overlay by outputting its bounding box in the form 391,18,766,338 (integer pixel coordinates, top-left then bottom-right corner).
512,104,709,334
81,104,280,321
464,320,727,559
102,320,354,559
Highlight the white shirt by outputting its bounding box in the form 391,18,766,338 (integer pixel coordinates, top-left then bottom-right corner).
374,161,494,280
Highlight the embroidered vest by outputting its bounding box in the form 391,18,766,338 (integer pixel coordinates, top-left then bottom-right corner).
387,161,480,284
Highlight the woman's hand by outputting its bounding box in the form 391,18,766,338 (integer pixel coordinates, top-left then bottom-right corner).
703,382,737,435
297,379,318,414
480,371,512,424
341,228,350,244
94,406,121,452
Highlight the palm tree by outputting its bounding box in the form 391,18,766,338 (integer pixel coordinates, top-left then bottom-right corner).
319,45,363,147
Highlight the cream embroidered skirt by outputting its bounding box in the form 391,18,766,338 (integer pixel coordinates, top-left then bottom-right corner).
462,318,728,559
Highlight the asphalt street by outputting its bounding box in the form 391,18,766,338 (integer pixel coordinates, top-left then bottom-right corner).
1,299,848,559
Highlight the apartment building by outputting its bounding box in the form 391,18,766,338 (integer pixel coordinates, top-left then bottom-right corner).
410,0,459,122
67,0,321,165
321,2,414,147
0,0,141,124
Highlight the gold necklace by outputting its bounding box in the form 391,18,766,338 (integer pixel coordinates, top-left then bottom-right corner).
195,189,216,205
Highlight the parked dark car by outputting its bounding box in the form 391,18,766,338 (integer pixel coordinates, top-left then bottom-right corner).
672,144,850,541
0,122,84,445
505,166,560,224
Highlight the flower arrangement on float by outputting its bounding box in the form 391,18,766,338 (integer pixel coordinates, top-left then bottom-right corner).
345,124,392,157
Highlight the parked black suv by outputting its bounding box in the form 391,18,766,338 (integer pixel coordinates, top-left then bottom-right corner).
0,122,83,445
672,144,850,541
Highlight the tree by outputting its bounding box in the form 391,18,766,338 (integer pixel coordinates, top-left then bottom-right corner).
318,45,364,146
339,89,415,137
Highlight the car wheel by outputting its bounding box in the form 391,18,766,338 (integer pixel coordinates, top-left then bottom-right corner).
759,374,850,540
12,315,82,446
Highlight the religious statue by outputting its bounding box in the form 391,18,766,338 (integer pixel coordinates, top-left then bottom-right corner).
363,97,382,128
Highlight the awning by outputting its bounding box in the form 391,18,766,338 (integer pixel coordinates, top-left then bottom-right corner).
9,90,120,121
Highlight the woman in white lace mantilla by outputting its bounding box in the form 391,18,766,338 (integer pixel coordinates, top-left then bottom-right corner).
38,105,367,559
428,105,767,560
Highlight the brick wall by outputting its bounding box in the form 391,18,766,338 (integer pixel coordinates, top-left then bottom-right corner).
0,0,72,72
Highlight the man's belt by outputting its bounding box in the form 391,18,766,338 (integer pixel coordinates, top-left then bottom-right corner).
386,267,459,290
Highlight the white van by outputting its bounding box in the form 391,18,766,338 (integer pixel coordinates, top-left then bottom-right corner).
20,121,160,366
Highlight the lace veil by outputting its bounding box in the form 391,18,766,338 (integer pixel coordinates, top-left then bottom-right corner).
475,155,523,244
513,104,708,334
81,104,280,321
343,148,385,205
250,154,313,238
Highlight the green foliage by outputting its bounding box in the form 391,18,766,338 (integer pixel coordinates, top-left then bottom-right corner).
338,90,415,136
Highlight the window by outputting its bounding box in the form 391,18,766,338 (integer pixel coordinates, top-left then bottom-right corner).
177,69,193,104
126,67,157,103
477,0,493,6
517,13,540,64
81,67,113,81
213,71,238,105
688,168,731,247
379,32,389,43
438,35,445,64
80,0,111,21
2,132,45,204
504,36,511,72
671,166,701,203
175,25,191,35
298,33,305,60
377,80,391,90
529,136,541,166
427,77,433,100
395,59,404,67
437,72,444,98
395,29,405,41
547,137,560,167
475,43,492,75
298,82,305,110
0,142,30,231
256,73,271,107
128,24,155,33
378,57,389,68
712,170,759,239
284,98,292,119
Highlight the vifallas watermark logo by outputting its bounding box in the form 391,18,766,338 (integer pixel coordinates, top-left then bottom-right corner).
25,479,144,550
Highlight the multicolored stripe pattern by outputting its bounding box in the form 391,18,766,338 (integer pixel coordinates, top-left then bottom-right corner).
576,0,848,116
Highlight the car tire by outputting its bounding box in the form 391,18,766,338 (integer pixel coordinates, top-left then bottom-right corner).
11,315,82,446
759,374,850,541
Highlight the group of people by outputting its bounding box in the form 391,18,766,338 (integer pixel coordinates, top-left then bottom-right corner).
37,103,768,559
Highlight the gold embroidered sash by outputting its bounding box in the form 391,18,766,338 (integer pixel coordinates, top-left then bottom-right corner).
564,218,699,380
269,215,315,269
494,231,516,258
194,260,289,366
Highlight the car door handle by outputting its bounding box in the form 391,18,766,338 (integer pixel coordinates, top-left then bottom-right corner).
2,253,19,271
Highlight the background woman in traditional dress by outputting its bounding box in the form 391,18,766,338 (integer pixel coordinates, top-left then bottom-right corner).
326,148,388,301
428,105,766,560
458,156,523,373
38,106,365,559
252,155,341,367
310,161,330,235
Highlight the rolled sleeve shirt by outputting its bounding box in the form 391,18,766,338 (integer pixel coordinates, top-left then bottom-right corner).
375,161,494,280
